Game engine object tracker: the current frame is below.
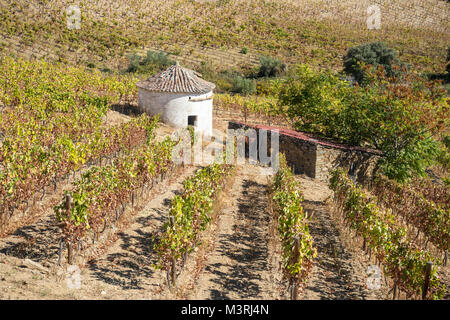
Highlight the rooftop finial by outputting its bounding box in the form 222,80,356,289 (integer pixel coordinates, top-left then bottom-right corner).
175,60,180,66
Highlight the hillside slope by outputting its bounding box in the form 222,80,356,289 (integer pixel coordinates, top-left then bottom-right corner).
0,0,448,73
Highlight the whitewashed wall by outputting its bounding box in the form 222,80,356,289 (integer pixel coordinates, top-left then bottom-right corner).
138,89,213,136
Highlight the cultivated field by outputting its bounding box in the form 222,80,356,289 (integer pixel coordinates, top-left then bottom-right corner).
0,0,448,73
0,0,448,302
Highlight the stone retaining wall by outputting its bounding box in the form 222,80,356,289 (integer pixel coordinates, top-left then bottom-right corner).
228,121,381,183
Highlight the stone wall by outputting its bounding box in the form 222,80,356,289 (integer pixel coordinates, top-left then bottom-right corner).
228,121,381,183
279,134,317,178
315,145,379,184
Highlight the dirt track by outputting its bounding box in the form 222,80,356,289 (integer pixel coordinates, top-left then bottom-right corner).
299,177,390,300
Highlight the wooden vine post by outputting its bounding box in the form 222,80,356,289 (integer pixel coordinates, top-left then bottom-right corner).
444,250,448,267
57,238,64,266
64,193,74,265
290,236,300,300
422,261,433,300
244,102,247,124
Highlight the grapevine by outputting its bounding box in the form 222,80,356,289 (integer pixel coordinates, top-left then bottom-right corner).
371,176,450,254
54,129,176,260
154,162,234,282
0,57,139,229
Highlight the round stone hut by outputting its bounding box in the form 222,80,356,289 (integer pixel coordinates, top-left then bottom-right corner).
136,62,215,136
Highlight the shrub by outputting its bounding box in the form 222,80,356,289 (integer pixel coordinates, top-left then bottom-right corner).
126,50,174,74
258,55,286,78
126,53,141,73
240,47,248,54
197,62,251,93
231,76,256,95
343,42,407,84
142,50,174,69
214,78,233,92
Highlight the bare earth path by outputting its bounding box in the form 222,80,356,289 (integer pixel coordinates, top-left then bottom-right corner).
298,177,389,300
186,164,284,300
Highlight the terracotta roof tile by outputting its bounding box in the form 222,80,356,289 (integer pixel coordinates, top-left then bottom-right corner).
136,61,215,94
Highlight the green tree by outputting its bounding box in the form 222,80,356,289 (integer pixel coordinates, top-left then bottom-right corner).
343,42,407,84
279,65,349,139
258,55,286,78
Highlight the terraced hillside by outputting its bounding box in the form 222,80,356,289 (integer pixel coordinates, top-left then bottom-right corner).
0,0,448,73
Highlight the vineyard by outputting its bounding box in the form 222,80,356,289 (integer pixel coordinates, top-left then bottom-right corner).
0,0,448,74
270,154,316,299
0,54,447,300
329,170,447,299
0,0,448,303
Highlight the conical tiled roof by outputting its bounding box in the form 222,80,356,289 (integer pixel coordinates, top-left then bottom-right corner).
136,61,215,94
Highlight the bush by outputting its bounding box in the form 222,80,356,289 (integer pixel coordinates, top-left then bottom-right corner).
214,78,233,92
343,42,407,84
126,53,141,73
142,50,174,69
126,50,174,74
258,55,286,78
197,62,254,94
231,76,256,95
240,47,248,54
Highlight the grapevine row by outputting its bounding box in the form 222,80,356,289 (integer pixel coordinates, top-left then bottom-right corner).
271,153,316,298
0,57,139,229
409,178,449,209
330,169,446,299
0,114,158,228
153,162,234,284
371,176,449,254
54,132,177,262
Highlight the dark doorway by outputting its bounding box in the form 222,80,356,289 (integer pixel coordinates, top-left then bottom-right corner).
188,115,198,127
